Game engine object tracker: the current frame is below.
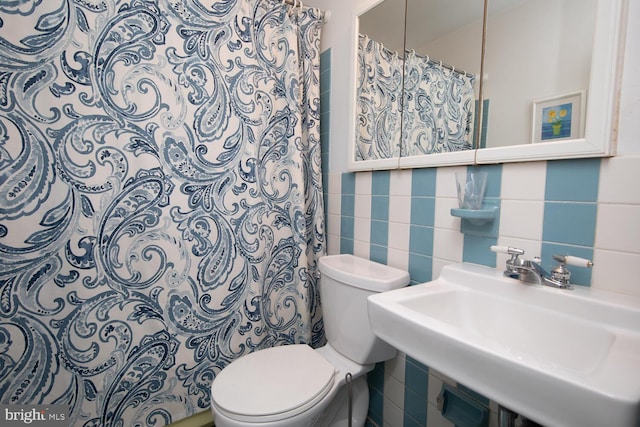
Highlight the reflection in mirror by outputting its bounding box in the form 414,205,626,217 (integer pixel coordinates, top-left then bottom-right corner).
355,0,406,163
483,0,596,148
402,0,483,157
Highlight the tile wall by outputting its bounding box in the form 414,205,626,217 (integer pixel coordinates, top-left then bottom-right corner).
325,157,640,427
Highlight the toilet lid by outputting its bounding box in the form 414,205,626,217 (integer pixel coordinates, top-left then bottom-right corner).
211,344,336,422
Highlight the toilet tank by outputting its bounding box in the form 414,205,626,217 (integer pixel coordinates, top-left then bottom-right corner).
318,254,409,365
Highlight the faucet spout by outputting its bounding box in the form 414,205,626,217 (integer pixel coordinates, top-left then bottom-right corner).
513,260,571,289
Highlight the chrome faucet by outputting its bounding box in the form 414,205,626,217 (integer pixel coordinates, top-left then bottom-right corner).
490,246,593,290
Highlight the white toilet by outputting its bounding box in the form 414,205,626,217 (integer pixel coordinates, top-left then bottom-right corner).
210,254,410,427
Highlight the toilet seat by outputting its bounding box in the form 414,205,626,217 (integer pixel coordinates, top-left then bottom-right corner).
211,344,336,423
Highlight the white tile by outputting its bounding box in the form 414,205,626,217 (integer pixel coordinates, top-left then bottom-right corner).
355,171,372,195
387,248,409,272
592,249,640,297
383,398,404,427
353,215,370,243
500,161,547,200
390,169,413,197
598,156,640,204
498,200,544,241
436,166,466,198
326,213,340,238
433,228,463,262
326,234,340,255
428,368,457,388
383,374,405,409
354,194,371,219
388,222,410,251
327,193,341,215
328,172,341,194
434,196,461,231
352,241,369,260
427,373,444,406
595,204,640,253
426,402,455,427
389,195,412,224
385,353,406,384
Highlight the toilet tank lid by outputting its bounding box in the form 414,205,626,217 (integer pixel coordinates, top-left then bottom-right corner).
318,254,410,292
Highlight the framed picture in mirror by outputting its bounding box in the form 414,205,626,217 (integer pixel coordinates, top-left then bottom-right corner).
531,91,585,144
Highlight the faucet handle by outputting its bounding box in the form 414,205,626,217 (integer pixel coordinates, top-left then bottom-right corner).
490,246,525,256
550,255,593,287
552,254,594,268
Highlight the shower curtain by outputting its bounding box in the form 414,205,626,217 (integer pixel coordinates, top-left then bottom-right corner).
402,50,476,155
0,0,325,425
355,35,476,160
355,34,404,161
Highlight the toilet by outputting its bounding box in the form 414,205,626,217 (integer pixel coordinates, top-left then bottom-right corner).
210,254,410,427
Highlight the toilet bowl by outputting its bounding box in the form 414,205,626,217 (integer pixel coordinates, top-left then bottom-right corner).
210,254,410,427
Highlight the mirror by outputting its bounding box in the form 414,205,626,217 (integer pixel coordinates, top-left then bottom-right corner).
476,0,625,163
352,0,407,170
348,0,626,171
399,0,484,168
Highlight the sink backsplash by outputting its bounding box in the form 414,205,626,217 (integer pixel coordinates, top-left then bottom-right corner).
327,156,639,296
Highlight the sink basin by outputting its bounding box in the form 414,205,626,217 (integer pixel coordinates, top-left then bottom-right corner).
367,263,640,427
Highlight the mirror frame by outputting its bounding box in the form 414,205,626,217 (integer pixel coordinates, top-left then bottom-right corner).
476,0,627,164
347,0,628,171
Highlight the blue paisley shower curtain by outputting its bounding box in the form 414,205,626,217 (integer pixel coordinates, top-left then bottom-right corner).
0,0,325,425
355,34,404,161
356,35,476,160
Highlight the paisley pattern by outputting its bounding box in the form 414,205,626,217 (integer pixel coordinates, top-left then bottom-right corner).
355,34,403,161
402,50,476,155
0,0,325,425
355,35,476,161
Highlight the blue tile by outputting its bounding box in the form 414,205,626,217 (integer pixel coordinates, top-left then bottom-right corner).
403,387,427,427
371,195,389,221
463,234,498,267
408,253,432,284
545,158,600,202
367,362,385,425
369,361,385,390
409,225,434,256
341,193,354,217
372,170,390,195
541,242,594,287
320,48,331,69
405,356,429,387
340,237,353,254
370,219,388,246
340,215,354,238
410,197,435,226
320,90,331,112
368,387,384,426
341,172,356,194
403,415,423,427
543,202,597,247
411,168,437,197
369,244,387,265
470,164,502,198
320,72,331,93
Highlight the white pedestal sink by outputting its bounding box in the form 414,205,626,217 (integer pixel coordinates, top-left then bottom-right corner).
367,263,640,427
